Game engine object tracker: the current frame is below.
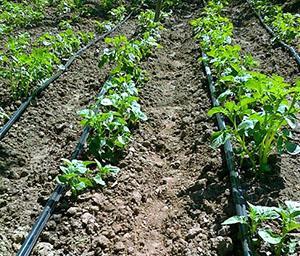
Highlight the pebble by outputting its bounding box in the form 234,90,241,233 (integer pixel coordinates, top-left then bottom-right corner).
170,160,181,169
186,225,202,239
67,207,78,216
81,212,95,225
35,242,54,256
92,193,105,206
11,231,26,243
114,241,125,251
132,191,142,204
94,234,110,249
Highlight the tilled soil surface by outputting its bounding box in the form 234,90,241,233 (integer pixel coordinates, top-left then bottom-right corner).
228,1,300,205
4,1,300,256
0,6,104,115
0,19,137,255
11,10,235,256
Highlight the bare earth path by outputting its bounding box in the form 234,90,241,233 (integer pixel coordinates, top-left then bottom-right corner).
37,10,233,256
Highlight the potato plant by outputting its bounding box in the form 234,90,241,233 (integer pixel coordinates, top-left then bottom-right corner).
57,158,119,196
80,110,132,160
0,1,46,36
191,0,300,173
0,29,94,98
223,201,300,255
80,10,162,162
250,0,300,44
208,75,300,172
95,6,127,34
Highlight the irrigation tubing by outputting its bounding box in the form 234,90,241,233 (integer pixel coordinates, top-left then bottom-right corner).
246,0,300,67
0,13,132,141
16,85,107,256
202,52,252,256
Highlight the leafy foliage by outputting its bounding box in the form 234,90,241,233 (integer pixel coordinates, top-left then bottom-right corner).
208,75,300,171
191,0,300,173
0,1,46,36
223,201,300,255
94,5,127,34
57,158,119,195
80,110,132,160
251,0,300,44
80,10,162,161
0,29,94,98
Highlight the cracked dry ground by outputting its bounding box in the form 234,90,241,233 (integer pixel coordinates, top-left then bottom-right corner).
34,13,234,256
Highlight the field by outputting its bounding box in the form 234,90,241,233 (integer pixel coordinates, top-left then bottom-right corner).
0,0,299,255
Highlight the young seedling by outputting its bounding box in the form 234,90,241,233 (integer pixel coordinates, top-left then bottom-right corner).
57,158,119,196
223,201,300,255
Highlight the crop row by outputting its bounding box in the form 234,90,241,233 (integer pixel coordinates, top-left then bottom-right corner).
191,1,300,255
0,0,126,36
0,4,131,99
0,5,131,131
0,0,46,35
248,0,300,46
56,10,163,195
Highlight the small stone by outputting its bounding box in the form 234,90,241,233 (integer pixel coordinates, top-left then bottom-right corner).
114,241,125,251
142,141,151,147
35,242,54,256
67,207,78,216
186,225,202,239
92,193,105,206
11,231,26,243
132,191,142,204
94,234,110,249
52,214,62,222
46,220,56,231
155,162,163,168
170,160,181,169
55,123,67,134
81,212,95,225
224,189,230,196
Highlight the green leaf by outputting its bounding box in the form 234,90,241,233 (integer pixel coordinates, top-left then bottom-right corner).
222,215,247,225
211,131,231,149
93,174,106,186
107,165,120,175
286,221,300,233
217,90,233,102
286,141,300,155
238,119,256,131
258,229,282,245
284,116,297,129
207,106,228,117
101,98,113,106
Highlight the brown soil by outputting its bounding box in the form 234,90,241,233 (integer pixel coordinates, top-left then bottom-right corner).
0,18,137,255
228,0,300,206
0,6,234,256
0,6,104,115
1,1,299,256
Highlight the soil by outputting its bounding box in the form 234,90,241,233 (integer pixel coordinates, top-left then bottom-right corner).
228,0,300,205
0,4,235,256
1,1,299,256
0,5,106,118
0,17,138,255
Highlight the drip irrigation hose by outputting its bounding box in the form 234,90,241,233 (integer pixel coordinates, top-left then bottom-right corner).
202,52,252,256
0,13,132,141
245,0,300,67
17,86,107,256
